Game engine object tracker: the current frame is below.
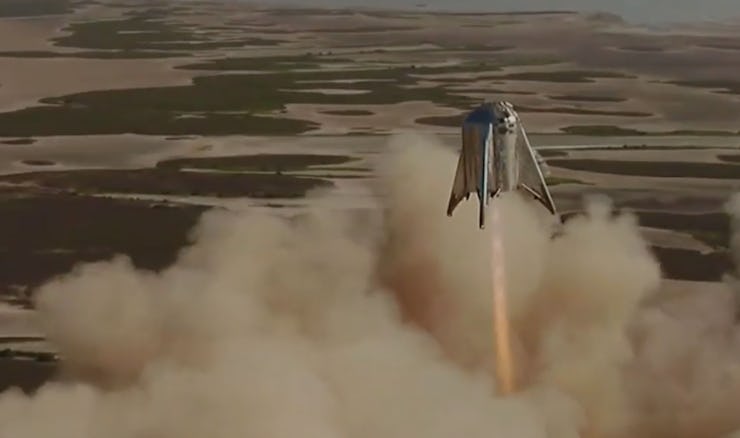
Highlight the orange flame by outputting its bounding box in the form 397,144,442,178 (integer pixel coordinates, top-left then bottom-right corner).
490,204,515,395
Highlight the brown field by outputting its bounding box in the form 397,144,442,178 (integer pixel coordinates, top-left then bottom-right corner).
0,1,739,134
0,358,56,393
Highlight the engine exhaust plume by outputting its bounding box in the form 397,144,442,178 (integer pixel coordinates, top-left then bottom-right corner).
491,204,516,395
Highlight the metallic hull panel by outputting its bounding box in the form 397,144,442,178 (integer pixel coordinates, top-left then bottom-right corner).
447,101,558,229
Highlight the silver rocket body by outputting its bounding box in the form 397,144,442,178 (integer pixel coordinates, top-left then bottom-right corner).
447,101,558,229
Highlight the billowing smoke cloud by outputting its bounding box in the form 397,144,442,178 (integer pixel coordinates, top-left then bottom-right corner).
0,133,739,438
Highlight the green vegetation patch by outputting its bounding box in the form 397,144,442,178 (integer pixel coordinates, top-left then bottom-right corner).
718,154,740,163
58,66,474,109
435,44,512,51
492,56,563,67
0,106,318,137
157,154,358,172
320,109,374,116
618,46,665,52
651,247,731,282
518,106,651,117
464,21,520,27
257,7,357,17
0,155,364,299
699,43,740,51
0,65,483,136
0,336,44,344
415,114,464,127
0,168,333,198
635,211,730,250
178,55,501,76
446,88,536,95
309,26,419,33
633,210,732,280
256,8,420,22
22,160,55,166
560,125,647,136
548,95,626,103
545,176,584,186
666,79,740,95
665,129,740,136
356,10,419,19
0,50,189,59
486,70,635,83
0,357,56,394
429,10,575,16
176,54,355,71
561,125,740,136
548,159,740,179
618,145,736,151
536,149,568,158
1,138,35,145
562,209,732,281
416,104,650,128
0,0,70,17
0,192,208,294
52,11,281,52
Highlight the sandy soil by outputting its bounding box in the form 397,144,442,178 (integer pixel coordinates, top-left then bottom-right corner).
282,101,461,135
0,135,383,175
0,305,42,339
0,135,186,174
422,70,740,133
9,132,733,215
562,148,733,163
1,5,740,134
288,88,372,95
0,133,737,176
0,17,69,51
2,133,734,222
282,72,738,133
544,146,740,195
93,179,380,211
0,58,197,112
549,166,738,194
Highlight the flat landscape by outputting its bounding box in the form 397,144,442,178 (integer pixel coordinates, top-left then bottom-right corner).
0,0,739,407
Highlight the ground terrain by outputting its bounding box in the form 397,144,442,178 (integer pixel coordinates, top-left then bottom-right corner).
0,0,738,393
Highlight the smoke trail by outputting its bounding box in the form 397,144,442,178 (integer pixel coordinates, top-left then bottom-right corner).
0,132,739,438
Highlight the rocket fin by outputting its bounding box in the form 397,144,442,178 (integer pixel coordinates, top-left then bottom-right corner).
447,153,469,216
514,122,558,215
447,122,489,216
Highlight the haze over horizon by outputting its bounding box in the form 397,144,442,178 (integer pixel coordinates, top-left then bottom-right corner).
255,0,740,24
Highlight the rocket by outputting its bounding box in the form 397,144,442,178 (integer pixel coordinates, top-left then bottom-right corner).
446,101,558,228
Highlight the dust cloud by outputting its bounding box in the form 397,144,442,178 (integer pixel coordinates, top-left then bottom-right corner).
0,132,739,438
